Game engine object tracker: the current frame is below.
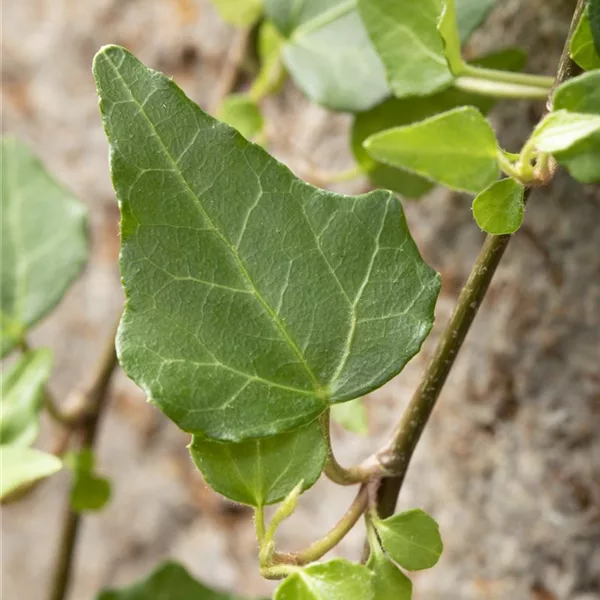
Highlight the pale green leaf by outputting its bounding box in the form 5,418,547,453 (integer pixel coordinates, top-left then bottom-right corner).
571,8,600,71
374,509,443,571
209,0,263,26
190,420,327,506
438,0,465,75
0,445,62,500
93,45,441,442
274,559,374,600
351,50,524,199
97,561,259,600
530,110,600,154
330,398,368,435
265,0,389,111
552,70,600,183
364,106,500,193
249,21,286,101
366,553,412,600
358,0,452,98
70,472,111,512
0,137,89,357
1,348,53,446
456,0,495,41
472,178,524,235
217,94,264,140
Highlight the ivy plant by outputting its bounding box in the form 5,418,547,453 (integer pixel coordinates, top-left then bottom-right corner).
4,1,598,600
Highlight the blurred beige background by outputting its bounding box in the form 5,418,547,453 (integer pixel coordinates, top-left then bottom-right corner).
2,1,599,599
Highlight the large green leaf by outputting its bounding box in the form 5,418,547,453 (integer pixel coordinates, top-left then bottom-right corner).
472,178,524,235
364,106,500,193
264,0,389,111
93,45,440,442
373,509,443,572
189,420,326,506
274,560,374,600
552,70,600,182
571,8,600,71
0,445,62,500
0,348,53,446
0,137,89,357
209,0,263,26
97,561,259,600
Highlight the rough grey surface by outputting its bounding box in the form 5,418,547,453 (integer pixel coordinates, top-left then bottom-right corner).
2,1,599,599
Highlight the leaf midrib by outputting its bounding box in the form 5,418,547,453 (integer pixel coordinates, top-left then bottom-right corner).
103,51,322,396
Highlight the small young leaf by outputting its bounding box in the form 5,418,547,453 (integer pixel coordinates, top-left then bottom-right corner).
0,137,89,357
364,106,500,193
366,553,412,600
93,45,441,443
438,0,465,75
97,561,260,600
0,348,53,446
374,509,443,571
209,0,263,26
190,420,327,506
274,560,374,600
552,70,600,183
456,0,496,42
529,110,600,154
358,0,452,98
0,445,62,500
265,0,388,111
570,8,600,71
217,94,264,140
249,21,286,101
330,398,368,435
71,472,111,512
472,178,524,235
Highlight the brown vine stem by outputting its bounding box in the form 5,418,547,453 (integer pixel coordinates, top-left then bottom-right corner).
373,0,586,521
48,317,121,600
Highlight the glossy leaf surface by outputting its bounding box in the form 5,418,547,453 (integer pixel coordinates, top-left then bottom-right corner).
374,509,443,571
0,348,53,446
265,0,389,111
364,106,500,193
472,178,524,235
209,0,263,26
330,397,368,435
190,420,327,506
217,94,264,140
0,445,62,500
274,560,374,600
94,45,440,442
571,8,600,71
0,137,88,357
97,561,258,600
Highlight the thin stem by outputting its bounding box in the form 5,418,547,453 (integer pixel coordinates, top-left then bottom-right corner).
462,63,555,89
373,0,586,521
453,76,550,100
255,506,266,543
48,317,121,600
272,485,368,567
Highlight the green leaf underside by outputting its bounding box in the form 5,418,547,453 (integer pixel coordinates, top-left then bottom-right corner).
438,0,464,75
374,509,443,571
0,445,62,500
351,82,502,198
330,397,368,435
93,45,440,442
1,348,53,447
217,95,264,140
97,561,258,600
531,110,600,154
0,137,89,357
209,0,263,26
265,0,389,111
364,106,499,193
358,0,452,98
472,178,524,235
274,560,374,600
571,8,600,71
552,70,600,182
190,419,326,506
366,552,412,600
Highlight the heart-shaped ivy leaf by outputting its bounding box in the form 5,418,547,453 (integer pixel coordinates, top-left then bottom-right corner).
190,419,327,506
0,137,88,357
93,45,440,442
472,178,524,235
